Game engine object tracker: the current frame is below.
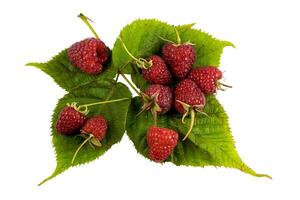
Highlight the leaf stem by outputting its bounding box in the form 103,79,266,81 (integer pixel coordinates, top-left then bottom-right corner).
118,37,139,62
183,109,195,141
174,26,181,45
118,37,151,68
78,13,100,39
151,109,158,126
118,69,141,96
78,98,129,110
72,134,93,164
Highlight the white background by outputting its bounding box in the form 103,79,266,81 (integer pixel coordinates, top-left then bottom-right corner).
0,0,299,199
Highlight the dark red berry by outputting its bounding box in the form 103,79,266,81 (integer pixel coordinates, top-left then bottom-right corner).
67,38,109,75
142,55,172,85
162,43,196,79
144,84,173,114
81,116,107,140
56,106,86,135
188,67,223,94
147,126,178,162
174,79,205,114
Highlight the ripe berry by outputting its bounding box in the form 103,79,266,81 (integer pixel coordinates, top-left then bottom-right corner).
144,84,173,114
162,43,196,79
81,116,108,141
67,38,109,75
188,67,224,94
72,115,108,164
174,79,206,140
147,126,178,162
174,79,205,114
142,55,172,85
118,37,171,84
56,106,86,135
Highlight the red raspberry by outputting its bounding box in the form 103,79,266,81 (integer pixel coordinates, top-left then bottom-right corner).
162,43,196,79
144,84,173,114
142,55,172,85
174,79,205,114
81,116,108,140
67,38,109,75
147,126,178,162
188,67,223,94
56,106,86,135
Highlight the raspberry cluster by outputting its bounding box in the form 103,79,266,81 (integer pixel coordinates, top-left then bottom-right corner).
119,28,228,162
56,103,108,164
59,14,229,164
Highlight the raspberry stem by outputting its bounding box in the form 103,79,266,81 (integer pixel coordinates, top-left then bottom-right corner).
182,109,195,141
77,98,129,113
219,82,232,88
78,13,100,39
174,26,181,45
118,69,141,96
72,134,94,164
118,37,152,69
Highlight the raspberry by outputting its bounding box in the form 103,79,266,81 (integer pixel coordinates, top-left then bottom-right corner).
142,55,172,85
147,126,178,162
144,84,173,114
174,79,205,114
162,43,195,79
188,67,223,94
56,106,86,135
67,38,109,75
81,116,108,140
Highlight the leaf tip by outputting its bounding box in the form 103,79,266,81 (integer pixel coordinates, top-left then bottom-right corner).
25,62,35,67
259,173,272,179
224,41,236,48
37,177,50,186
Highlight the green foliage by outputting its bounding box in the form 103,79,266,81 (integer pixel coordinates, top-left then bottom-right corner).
117,19,269,178
112,19,233,88
127,96,270,178
39,80,131,185
28,18,269,183
27,50,117,92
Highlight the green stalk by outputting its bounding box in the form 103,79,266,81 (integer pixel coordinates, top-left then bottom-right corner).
182,109,195,141
174,26,181,45
118,70,141,96
78,98,129,110
78,13,100,39
72,135,93,164
118,37,151,68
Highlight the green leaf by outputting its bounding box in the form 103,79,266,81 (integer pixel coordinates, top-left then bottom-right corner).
112,19,234,83
26,49,117,92
39,80,132,185
127,96,271,178
114,19,270,178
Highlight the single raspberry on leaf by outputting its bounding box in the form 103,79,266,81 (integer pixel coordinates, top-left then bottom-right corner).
143,84,173,114
118,37,172,85
56,106,87,135
67,38,109,75
161,27,196,79
147,126,178,162
188,67,231,94
175,79,206,140
72,116,108,164
142,55,172,85
81,116,108,141
138,85,173,126
67,13,109,75
175,79,205,114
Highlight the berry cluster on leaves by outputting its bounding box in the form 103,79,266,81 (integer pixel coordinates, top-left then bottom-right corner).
118,27,231,160
27,14,271,185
